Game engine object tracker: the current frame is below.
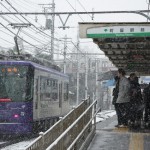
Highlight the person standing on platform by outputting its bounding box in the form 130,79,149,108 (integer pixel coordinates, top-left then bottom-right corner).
112,75,120,127
116,68,130,127
128,73,143,126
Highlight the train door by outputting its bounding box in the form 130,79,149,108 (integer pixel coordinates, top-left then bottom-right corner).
34,76,40,119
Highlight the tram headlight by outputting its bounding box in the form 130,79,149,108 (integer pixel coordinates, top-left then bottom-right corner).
13,114,19,118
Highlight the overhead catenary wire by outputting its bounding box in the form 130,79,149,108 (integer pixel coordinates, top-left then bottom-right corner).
0,22,45,52
21,30,51,45
0,14,52,47
0,37,14,45
70,40,91,59
12,0,40,12
1,10,150,21
76,0,92,19
4,0,67,44
22,0,39,5
0,2,53,42
0,2,26,23
0,0,64,51
5,0,57,40
0,19,58,51
35,47,83,69
8,0,52,34
65,0,84,22
10,0,67,43
1,0,91,47
1,0,96,60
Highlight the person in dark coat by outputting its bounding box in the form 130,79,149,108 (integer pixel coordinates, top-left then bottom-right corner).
128,73,143,126
143,83,150,123
112,76,120,127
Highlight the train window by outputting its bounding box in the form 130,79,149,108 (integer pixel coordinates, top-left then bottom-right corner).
53,80,55,87
64,83,69,101
40,76,58,101
0,65,33,102
47,79,51,86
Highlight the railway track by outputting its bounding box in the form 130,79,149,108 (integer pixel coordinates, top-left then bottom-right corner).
0,134,38,149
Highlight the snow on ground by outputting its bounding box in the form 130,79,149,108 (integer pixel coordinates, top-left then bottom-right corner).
2,110,116,150
95,110,116,123
1,139,35,150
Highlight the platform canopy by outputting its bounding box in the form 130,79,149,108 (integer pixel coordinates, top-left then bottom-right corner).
79,22,150,75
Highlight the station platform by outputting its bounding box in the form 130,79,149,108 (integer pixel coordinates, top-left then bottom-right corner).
88,116,150,150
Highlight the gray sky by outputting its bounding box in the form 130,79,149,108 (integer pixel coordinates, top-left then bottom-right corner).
0,0,148,57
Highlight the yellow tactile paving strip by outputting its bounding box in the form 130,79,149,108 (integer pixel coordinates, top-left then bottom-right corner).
112,127,150,150
113,127,129,133
129,133,143,150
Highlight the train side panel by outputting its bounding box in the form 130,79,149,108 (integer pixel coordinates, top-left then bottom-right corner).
33,68,70,121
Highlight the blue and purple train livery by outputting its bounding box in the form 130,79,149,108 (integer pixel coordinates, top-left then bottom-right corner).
0,60,70,134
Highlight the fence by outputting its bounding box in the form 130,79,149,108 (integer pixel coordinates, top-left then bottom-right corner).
25,97,98,150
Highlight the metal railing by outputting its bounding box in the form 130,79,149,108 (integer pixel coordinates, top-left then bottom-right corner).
25,97,98,150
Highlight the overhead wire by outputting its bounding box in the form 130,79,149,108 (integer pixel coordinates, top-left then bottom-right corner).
22,0,39,5
0,15,53,48
0,22,45,52
0,2,49,40
5,0,56,40
11,0,65,42
0,2,26,23
5,0,67,45
3,0,52,40
0,1,59,50
2,0,90,60
35,46,80,67
0,29,14,37
0,37,14,45
20,30,51,45
12,0,40,12
0,12,51,47
70,41,91,58
76,0,92,19
65,0,84,22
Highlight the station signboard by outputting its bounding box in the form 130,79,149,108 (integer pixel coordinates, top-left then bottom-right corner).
87,25,150,38
79,22,150,38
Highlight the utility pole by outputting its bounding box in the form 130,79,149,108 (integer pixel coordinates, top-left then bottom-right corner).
95,59,99,101
64,35,67,73
76,31,80,105
147,0,150,22
60,35,72,73
63,35,67,73
39,0,55,61
51,0,55,61
85,52,88,99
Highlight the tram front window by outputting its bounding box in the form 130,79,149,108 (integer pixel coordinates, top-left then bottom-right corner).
0,65,32,102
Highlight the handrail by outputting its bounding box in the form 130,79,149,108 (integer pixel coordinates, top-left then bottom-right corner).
25,97,95,150
67,106,100,150
26,119,62,149
46,98,97,150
